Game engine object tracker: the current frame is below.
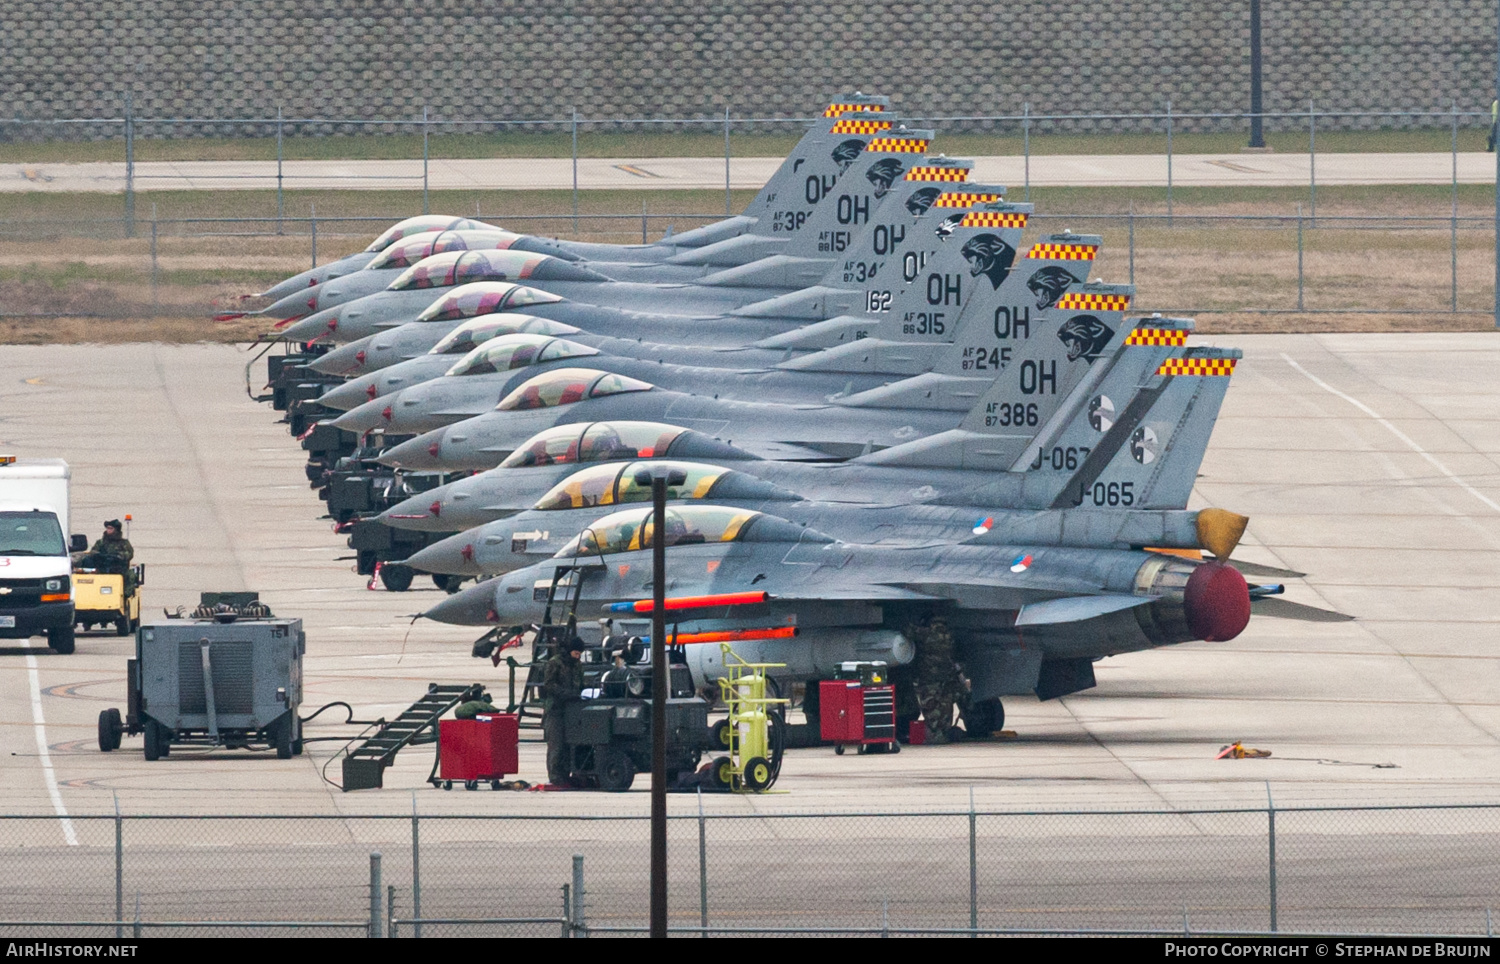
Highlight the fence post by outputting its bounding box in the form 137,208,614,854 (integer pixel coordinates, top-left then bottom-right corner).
310,203,317,270
724,105,732,217
571,853,586,937
387,884,396,938
1453,99,1460,313
132,894,140,939
276,106,284,235
1267,782,1278,933
124,91,135,239
1165,98,1173,224
1128,200,1136,285
968,788,977,936
571,108,579,236
1308,99,1316,226
561,883,571,938
1297,204,1305,311
114,793,123,939
698,786,709,937
643,199,648,245
422,104,430,216
881,899,889,938
1022,102,1031,202
411,795,421,939
150,203,158,314
369,851,383,938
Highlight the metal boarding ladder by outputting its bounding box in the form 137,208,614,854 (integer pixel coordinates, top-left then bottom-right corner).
339,683,481,791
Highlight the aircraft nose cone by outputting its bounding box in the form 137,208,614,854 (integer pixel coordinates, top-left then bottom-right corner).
330,398,388,432
278,314,330,343
406,533,477,575
422,579,497,625
309,341,368,375
263,288,316,320
1183,561,1251,642
318,379,373,412
379,431,443,469
365,383,378,400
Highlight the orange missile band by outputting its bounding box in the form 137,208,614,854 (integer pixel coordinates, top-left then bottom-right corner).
667,627,798,645
607,590,771,614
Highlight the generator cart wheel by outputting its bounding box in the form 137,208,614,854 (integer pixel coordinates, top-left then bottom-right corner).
442,781,453,790
712,719,732,750
596,747,635,792
743,756,773,792
113,617,132,637
834,744,845,756
711,756,734,790
143,720,164,761
464,780,478,791
97,709,123,752
274,717,294,759
379,564,414,592
47,624,75,655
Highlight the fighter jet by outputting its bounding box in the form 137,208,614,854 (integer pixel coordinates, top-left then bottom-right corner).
419,502,1264,724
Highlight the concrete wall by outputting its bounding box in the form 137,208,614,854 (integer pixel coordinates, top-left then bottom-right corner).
1,1,1493,134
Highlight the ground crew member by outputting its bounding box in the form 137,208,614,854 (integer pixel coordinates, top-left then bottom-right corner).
80,519,135,590
541,638,586,785
909,617,969,744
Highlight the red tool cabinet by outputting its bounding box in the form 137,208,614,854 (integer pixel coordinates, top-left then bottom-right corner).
819,678,898,755
438,714,519,788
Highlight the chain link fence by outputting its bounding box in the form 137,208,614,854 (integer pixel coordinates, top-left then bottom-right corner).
0,801,1496,937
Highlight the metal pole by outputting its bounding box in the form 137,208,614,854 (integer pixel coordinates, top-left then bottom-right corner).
1128,200,1136,285
643,199,648,245
881,899,889,938
571,109,579,236
1166,99,1173,224
422,105,430,216
132,894,140,939
1297,204,1305,311
276,107,284,235
1022,102,1031,202
124,91,135,239
411,795,421,939
1495,0,1500,331
561,883,571,939
1267,782,1278,933
1248,0,1265,148
310,203,317,269
572,853,586,938
1308,100,1316,226
1454,99,1461,312
150,203,158,315
650,471,669,939
387,885,396,939
369,852,383,938
698,786,709,937
968,787,977,936
724,105,732,217
114,793,123,939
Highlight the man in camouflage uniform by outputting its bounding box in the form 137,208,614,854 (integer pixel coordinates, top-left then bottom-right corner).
80,520,135,591
909,617,970,744
540,638,586,785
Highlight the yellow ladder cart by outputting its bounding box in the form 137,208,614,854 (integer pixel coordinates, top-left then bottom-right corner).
710,643,789,792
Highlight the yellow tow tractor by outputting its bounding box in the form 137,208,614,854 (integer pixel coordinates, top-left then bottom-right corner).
710,643,789,792
73,562,143,636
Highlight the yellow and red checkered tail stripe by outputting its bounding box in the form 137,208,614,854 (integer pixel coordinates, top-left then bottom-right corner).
1156,357,1236,377
825,103,886,117
830,119,893,135
1058,292,1131,312
866,137,930,153
933,191,1003,207
1025,242,1099,260
1123,327,1188,346
904,167,969,182
959,211,1028,228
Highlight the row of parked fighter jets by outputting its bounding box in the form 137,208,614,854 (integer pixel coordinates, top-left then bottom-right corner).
241,94,1341,721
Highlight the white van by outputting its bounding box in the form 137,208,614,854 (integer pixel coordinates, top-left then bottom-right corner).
0,457,85,654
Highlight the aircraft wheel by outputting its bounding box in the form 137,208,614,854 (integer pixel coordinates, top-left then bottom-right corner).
711,756,734,790
965,698,1004,738
743,756,772,792
48,624,75,655
432,573,464,593
596,747,635,792
379,564,414,592
98,709,123,752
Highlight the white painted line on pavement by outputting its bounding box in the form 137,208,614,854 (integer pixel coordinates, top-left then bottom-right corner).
21,639,77,845
1284,353,1500,515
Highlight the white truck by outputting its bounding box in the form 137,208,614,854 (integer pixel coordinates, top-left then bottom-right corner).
0,457,86,653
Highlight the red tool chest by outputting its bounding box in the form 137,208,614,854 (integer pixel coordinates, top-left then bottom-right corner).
438,714,519,787
819,672,898,755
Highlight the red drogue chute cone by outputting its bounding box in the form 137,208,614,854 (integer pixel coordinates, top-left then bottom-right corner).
1183,561,1251,642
